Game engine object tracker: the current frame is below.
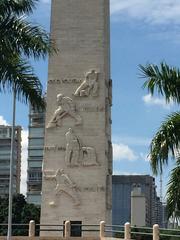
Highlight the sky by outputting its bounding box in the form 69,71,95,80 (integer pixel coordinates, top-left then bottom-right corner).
1,0,180,200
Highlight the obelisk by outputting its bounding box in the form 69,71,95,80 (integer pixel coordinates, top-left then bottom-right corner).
41,0,112,235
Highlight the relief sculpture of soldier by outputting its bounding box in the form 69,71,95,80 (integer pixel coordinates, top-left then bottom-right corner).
44,169,80,206
74,70,99,97
65,128,82,167
47,93,82,128
65,128,99,167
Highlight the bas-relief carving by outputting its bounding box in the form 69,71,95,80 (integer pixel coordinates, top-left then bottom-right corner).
106,175,112,210
108,140,112,175
48,78,82,84
107,79,112,106
44,145,65,152
77,104,105,112
65,128,99,167
74,70,99,97
47,93,82,128
65,128,81,167
44,169,80,207
78,185,105,192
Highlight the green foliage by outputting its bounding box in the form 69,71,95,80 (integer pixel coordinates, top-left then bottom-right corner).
140,62,180,222
140,63,180,104
0,0,56,109
0,0,38,16
0,194,40,236
166,159,180,220
150,112,180,174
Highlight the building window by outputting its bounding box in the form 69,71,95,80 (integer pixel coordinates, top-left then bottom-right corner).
29,138,44,146
29,128,44,138
28,171,42,182
28,149,43,157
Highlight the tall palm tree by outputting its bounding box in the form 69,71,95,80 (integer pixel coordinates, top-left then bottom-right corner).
166,158,180,225
0,0,55,108
139,62,180,222
0,1,56,239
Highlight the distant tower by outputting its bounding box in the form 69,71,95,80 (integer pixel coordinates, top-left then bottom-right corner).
27,106,45,205
40,0,112,235
0,125,21,197
131,184,146,226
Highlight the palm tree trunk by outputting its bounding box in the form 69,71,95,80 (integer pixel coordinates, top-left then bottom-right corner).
7,86,16,240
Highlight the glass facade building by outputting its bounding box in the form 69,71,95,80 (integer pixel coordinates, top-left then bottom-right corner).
0,125,21,197
26,106,45,205
112,175,163,227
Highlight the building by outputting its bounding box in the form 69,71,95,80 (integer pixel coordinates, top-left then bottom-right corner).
26,106,45,205
112,175,163,227
161,202,168,228
131,185,146,226
0,125,21,197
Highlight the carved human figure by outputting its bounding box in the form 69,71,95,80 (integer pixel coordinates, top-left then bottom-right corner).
74,70,99,97
44,169,80,206
47,93,82,128
65,129,98,167
65,128,82,167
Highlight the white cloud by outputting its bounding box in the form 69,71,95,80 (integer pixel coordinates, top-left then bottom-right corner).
110,0,180,25
39,0,180,27
0,116,8,125
113,143,138,161
20,129,28,196
143,94,174,109
113,135,150,147
40,0,180,26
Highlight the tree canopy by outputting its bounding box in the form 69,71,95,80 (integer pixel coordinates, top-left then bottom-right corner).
140,62,180,222
0,0,56,109
0,194,40,236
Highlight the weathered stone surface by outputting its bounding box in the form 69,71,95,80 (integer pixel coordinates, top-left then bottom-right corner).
41,0,112,234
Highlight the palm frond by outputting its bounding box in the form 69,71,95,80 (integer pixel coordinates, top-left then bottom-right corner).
0,15,56,60
139,62,180,104
0,54,45,109
0,0,38,16
149,112,180,174
166,157,180,220
0,0,56,109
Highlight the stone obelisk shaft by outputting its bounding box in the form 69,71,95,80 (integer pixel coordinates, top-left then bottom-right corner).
41,0,112,234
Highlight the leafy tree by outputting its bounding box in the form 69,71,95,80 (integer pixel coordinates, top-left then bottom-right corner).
0,194,40,236
0,0,56,109
166,158,180,223
139,62,180,222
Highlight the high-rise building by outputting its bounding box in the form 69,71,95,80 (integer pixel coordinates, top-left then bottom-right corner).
26,106,45,205
112,175,163,227
0,125,21,197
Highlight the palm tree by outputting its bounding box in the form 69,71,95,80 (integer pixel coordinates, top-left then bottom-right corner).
0,1,56,238
0,0,55,108
139,62,180,223
166,158,180,226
